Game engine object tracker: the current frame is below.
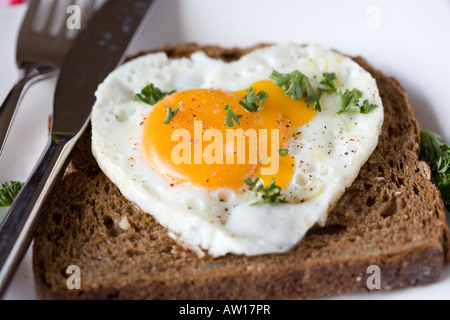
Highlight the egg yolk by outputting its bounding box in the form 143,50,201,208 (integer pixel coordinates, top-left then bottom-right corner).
142,80,315,190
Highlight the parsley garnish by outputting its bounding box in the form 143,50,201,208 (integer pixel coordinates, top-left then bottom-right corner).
271,71,338,112
420,129,450,211
279,149,289,156
420,129,447,166
135,84,176,105
305,72,338,111
223,104,242,127
360,99,379,114
320,72,337,93
239,87,268,112
270,70,314,100
271,70,378,114
305,91,324,112
336,88,363,114
336,88,378,114
244,177,287,206
162,107,179,124
0,181,23,207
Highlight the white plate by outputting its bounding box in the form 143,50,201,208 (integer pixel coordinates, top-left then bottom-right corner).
1,0,450,300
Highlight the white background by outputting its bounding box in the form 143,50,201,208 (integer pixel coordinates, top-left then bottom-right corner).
0,0,449,300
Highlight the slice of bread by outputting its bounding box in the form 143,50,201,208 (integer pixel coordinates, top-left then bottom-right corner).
32,43,450,300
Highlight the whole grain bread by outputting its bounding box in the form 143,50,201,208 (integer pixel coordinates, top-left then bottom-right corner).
32,43,450,300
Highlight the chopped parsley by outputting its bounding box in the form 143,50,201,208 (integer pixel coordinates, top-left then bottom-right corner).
270,70,314,101
162,107,179,124
271,70,378,114
336,88,362,114
420,130,450,211
135,84,176,105
320,72,337,93
244,177,287,206
270,70,327,111
239,87,268,113
360,99,379,114
0,181,23,207
223,104,242,127
279,149,289,156
304,91,324,112
306,72,338,111
336,89,378,114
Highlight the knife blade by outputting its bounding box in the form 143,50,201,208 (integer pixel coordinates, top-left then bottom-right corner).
0,0,159,297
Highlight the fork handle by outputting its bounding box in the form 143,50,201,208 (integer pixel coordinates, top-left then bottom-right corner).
0,69,58,157
0,133,75,297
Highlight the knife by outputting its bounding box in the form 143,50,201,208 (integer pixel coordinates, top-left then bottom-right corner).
0,0,159,297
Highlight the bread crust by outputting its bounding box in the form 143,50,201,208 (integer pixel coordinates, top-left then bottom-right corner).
32,43,450,300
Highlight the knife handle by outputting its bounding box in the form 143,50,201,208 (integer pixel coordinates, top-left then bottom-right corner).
0,68,58,158
0,135,74,297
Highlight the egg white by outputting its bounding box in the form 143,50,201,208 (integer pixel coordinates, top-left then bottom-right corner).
91,44,384,257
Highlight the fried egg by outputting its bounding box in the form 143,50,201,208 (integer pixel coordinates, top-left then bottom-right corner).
91,44,383,257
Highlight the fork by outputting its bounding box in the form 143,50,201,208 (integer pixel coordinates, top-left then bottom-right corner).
0,0,98,157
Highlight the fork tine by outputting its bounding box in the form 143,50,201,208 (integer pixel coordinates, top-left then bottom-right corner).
42,0,59,34
53,0,74,38
20,0,41,31
80,0,96,28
